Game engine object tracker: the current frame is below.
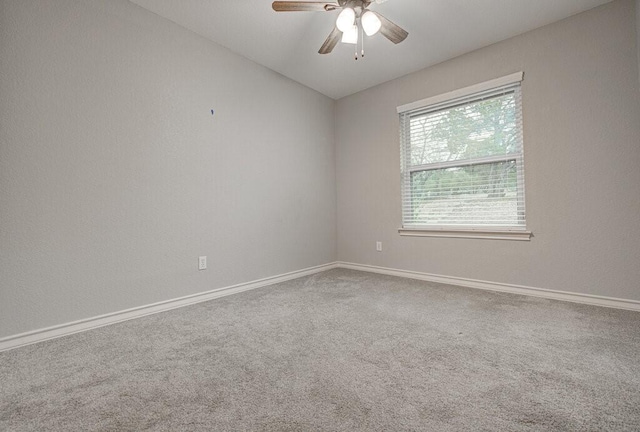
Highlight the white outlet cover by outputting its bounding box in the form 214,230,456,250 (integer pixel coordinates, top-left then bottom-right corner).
198,256,207,270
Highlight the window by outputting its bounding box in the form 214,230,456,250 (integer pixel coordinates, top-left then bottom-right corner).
398,73,530,240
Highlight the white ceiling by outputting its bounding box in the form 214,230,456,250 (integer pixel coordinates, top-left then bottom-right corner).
129,0,612,99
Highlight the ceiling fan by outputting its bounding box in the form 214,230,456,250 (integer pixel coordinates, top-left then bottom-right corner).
272,0,408,59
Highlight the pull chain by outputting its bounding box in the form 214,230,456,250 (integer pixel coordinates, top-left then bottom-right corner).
361,23,365,58
355,19,359,60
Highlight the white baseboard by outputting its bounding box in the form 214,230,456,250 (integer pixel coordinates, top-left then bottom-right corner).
337,262,640,312
0,262,339,352
3,261,638,352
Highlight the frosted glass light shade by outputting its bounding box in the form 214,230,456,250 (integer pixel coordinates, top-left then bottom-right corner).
336,8,355,32
341,25,358,44
361,10,381,36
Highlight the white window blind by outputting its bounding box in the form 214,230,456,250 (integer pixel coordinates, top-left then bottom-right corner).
398,74,526,231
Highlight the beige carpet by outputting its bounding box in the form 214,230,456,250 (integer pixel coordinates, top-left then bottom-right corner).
1,269,639,431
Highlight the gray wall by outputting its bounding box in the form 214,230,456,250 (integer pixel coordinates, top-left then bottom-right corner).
336,0,640,300
2,0,638,340
0,0,336,338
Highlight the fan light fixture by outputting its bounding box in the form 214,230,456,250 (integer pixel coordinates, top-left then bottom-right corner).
272,1,409,59
341,24,358,44
361,10,381,36
336,8,355,32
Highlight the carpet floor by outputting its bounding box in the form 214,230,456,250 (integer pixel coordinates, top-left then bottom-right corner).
1,269,640,431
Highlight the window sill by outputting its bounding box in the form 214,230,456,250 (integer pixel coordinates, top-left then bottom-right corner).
398,228,532,241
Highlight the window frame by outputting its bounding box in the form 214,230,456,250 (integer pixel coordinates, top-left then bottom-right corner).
397,72,531,241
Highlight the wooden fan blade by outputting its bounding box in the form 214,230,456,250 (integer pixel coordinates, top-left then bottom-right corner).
374,11,408,44
319,27,342,54
272,1,339,12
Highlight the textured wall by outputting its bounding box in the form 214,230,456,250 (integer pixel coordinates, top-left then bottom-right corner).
336,0,640,300
0,0,336,338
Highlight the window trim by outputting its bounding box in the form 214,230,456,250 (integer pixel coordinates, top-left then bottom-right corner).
397,72,530,239
398,227,532,241
396,72,524,114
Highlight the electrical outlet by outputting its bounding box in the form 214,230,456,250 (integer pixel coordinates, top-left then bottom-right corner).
376,241,382,252
198,256,207,270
